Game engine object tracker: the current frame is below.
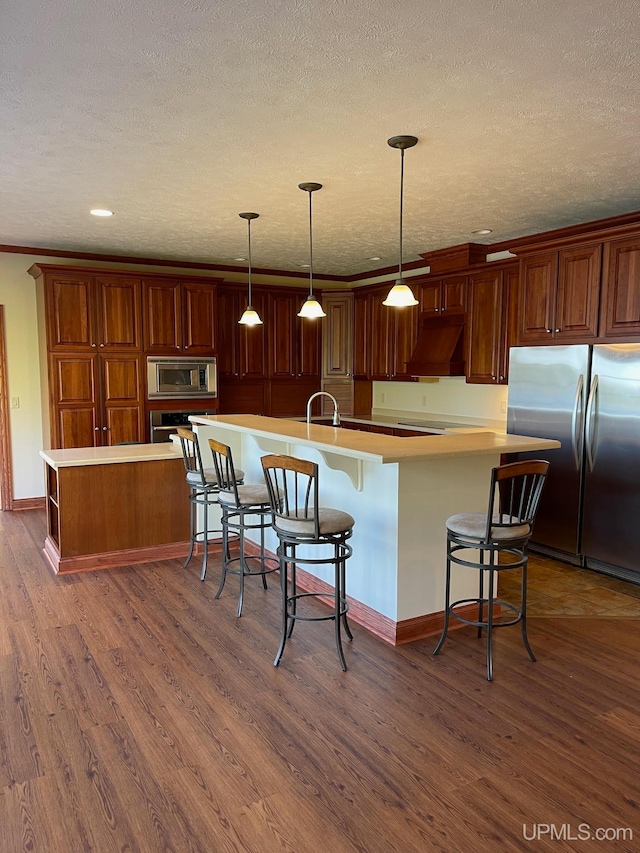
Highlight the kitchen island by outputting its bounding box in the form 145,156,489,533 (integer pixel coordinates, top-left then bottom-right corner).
40,443,190,574
191,414,560,644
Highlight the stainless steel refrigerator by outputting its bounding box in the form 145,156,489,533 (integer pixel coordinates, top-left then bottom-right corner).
507,344,640,582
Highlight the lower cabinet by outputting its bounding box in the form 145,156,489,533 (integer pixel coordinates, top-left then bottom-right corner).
50,354,144,448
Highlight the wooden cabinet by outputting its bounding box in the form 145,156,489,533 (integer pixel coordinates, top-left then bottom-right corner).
601,236,640,338
142,278,218,355
44,270,142,351
369,285,419,380
466,266,518,384
418,275,467,316
518,246,601,344
50,353,144,448
322,292,353,378
353,289,371,380
268,290,320,378
217,286,267,380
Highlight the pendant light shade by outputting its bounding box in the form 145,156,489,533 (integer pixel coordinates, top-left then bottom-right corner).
238,211,263,326
297,182,326,319
383,135,419,308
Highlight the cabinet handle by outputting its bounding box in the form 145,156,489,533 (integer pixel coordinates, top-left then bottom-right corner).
102,426,108,431
99,343,105,347
435,308,440,312
94,427,99,432
546,329,552,333
91,343,97,347
499,375,504,380
555,328,561,333
492,375,496,380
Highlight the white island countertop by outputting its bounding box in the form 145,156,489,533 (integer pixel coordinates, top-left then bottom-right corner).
40,442,183,470
189,414,559,463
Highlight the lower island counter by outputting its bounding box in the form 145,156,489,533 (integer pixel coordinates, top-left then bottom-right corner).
40,443,191,574
190,414,560,645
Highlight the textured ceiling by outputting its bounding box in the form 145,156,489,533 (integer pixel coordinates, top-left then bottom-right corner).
2,0,640,277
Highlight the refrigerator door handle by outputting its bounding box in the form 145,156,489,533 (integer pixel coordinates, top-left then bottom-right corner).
570,373,585,470
585,373,599,472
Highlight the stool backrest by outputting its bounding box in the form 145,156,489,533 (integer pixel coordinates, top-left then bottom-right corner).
486,459,550,543
177,427,207,486
208,438,240,502
261,454,320,538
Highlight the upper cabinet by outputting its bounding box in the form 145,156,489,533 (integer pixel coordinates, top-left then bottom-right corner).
417,275,467,316
42,270,142,352
368,285,419,381
142,277,218,355
466,266,518,384
321,292,353,379
601,236,640,338
268,290,320,379
217,286,267,380
517,246,601,344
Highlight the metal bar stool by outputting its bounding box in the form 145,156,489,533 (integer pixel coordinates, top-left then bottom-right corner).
207,438,278,617
261,454,355,671
176,427,243,581
433,459,550,681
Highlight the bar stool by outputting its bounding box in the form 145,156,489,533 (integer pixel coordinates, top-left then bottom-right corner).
176,427,243,581
261,454,355,671
433,459,549,681
207,438,278,617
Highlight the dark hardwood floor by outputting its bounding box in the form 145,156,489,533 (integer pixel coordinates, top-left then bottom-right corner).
1,509,639,852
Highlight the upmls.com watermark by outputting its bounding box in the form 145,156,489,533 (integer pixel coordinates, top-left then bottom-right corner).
523,824,633,842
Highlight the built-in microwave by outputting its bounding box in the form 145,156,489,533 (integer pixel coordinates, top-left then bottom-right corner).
147,356,217,399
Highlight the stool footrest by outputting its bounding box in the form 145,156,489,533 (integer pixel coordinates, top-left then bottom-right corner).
448,597,522,629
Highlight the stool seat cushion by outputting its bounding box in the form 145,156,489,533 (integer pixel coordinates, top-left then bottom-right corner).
446,512,530,542
186,468,244,487
218,484,271,508
275,507,355,537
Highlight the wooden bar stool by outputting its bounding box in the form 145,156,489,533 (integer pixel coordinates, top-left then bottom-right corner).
176,428,243,581
261,454,355,671
208,438,278,617
433,459,549,681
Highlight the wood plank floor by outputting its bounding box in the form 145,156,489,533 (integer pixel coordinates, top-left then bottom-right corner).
1,510,639,852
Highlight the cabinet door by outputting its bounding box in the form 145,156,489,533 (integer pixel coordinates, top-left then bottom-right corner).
418,280,442,314
239,291,267,378
393,303,419,379
297,313,321,377
466,271,503,384
95,276,141,350
269,292,296,377
182,281,217,354
50,354,99,448
441,276,468,314
322,292,353,378
500,267,519,382
555,245,601,340
47,274,95,351
601,236,640,337
217,287,241,378
370,289,394,379
142,279,182,353
100,355,144,445
517,253,558,343
353,290,371,379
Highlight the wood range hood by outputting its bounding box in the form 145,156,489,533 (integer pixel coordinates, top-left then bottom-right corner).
405,312,466,377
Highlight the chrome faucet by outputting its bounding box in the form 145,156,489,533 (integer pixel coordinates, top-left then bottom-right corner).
306,391,340,426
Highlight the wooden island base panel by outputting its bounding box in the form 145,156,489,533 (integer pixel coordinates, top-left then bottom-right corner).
40,444,192,574
192,414,560,646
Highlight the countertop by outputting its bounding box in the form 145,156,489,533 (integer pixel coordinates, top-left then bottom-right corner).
40,443,183,469
191,414,559,464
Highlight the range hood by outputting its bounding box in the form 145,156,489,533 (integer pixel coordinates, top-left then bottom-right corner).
405,313,466,376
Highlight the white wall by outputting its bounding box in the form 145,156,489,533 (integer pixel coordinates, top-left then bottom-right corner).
372,377,508,428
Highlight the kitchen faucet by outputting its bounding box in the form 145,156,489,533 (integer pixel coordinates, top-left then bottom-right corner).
306,391,340,427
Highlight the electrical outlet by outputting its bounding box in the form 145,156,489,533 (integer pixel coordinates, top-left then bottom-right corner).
500,400,507,413
10,396,19,409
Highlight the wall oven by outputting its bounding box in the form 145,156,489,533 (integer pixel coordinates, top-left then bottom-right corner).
147,356,217,400
149,410,214,443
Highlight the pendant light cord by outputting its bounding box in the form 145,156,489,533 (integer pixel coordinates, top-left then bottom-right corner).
398,146,405,280
308,190,314,298
247,218,253,305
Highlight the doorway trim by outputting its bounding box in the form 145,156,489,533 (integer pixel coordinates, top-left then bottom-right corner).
0,306,14,510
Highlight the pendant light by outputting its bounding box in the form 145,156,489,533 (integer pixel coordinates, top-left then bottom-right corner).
238,212,263,326
297,182,326,319
383,135,419,307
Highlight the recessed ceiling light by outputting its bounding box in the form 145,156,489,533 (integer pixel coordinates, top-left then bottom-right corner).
90,208,114,217
233,257,246,262
299,263,310,268
472,228,492,235
367,256,382,261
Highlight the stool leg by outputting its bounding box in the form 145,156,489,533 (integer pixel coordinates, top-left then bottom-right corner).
340,547,353,642
286,551,297,639
274,543,289,667
478,551,485,638
260,511,268,590
334,544,347,671
184,491,196,568
520,557,536,663
201,494,209,580
433,538,453,656
214,507,229,599
237,515,246,618
486,563,495,681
